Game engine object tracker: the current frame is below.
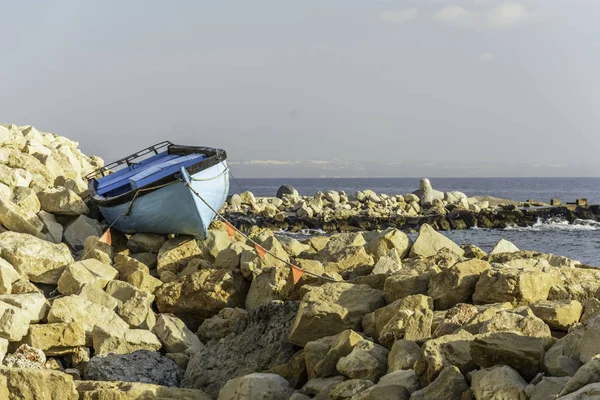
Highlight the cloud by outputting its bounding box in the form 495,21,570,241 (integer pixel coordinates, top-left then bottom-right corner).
243,160,297,165
434,5,476,26
309,160,331,165
380,8,419,24
486,2,531,27
479,52,495,62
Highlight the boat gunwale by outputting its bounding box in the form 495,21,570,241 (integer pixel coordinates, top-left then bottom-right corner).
87,144,227,208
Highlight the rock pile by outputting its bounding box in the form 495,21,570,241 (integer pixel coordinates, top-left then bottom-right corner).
1,123,600,399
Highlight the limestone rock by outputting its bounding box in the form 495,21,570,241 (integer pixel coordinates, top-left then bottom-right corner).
372,248,403,275
529,377,569,400
544,324,584,377
63,215,103,250
37,187,88,215
92,326,162,356
23,323,86,356
81,236,113,265
245,266,292,310
384,270,432,303
127,233,166,254
218,373,294,400
581,298,600,325
47,295,129,344
304,329,364,379
84,350,184,387
556,382,600,399
11,186,40,213
3,344,45,368
0,302,31,341
364,228,412,261
156,269,249,329
490,238,520,255
336,340,389,382
288,283,385,347
470,332,546,380
0,196,44,236
471,365,528,400
58,260,118,295
388,340,421,372
264,349,307,389
428,259,491,310
78,284,121,310
530,300,583,331
214,242,253,269
157,236,202,275
154,313,203,354
75,380,211,400
0,367,78,400
432,303,478,338
0,292,49,323
558,355,600,397
479,309,551,338
419,178,443,205
0,259,20,295
409,224,464,258
409,366,468,400
196,307,248,342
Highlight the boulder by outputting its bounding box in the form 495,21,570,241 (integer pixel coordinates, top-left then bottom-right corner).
409,366,468,400
329,379,373,400
196,307,248,342
363,228,412,261
11,186,40,213
581,298,600,324
288,283,385,346
409,224,464,258
558,383,600,399
127,233,166,254
0,197,44,236
57,260,118,295
418,178,443,204
304,330,364,379
0,292,49,323
3,344,45,368
530,300,583,331
218,373,294,400
0,367,78,400
471,365,528,400
23,323,86,356
62,215,103,250
214,242,253,269
276,185,299,199
157,236,202,275
0,259,20,295
322,246,374,275
154,313,203,354
336,340,389,382
470,332,546,380
84,350,184,387
388,340,421,372
428,259,490,310
77,284,121,311
156,269,249,329
92,326,162,355
432,303,479,338
113,254,162,294
558,355,600,397
528,377,569,400
384,270,433,303
75,380,211,400
490,238,520,255
479,309,551,338
264,349,307,389
544,324,584,377
37,187,88,215
0,302,31,341
371,248,403,275
81,236,112,265
245,266,291,310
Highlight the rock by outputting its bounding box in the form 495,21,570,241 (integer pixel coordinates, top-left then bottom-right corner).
462,244,487,259
470,332,546,380
154,313,203,354
479,309,551,338
580,313,600,363
364,294,433,347
432,303,479,338
81,235,112,265
23,323,86,356
0,196,44,236
0,232,74,284
265,349,307,389
471,365,528,400
37,187,88,215
0,165,32,187
3,344,45,368
419,178,443,204
428,259,491,310
288,283,385,347
84,350,184,387
156,269,249,330
409,224,464,258
0,259,20,295
414,330,475,385
383,270,432,303
198,230,230,263
47,295,129,344
0,292,49,323
330,379,374,400
372,249,403,275
544,324,584,377
77,284,121,310
473,264,560,306
75,380,211,400
529,377,569,400
63,215,104,250
239,191,256,205
321,246,374,276
11,186,40,213
557,382,600,399
0,302,31,341
558,355,600,397
182,302,299,398
304,330,364,379
388,340,421,372
409,366,468,400
245,266,291,310
218,373,294,400
196,307,248,342
92,326,162,355
490,238,520,255
364,228,412,261
377,370,420,394
301,376,345,397
214,242,253,269
530,300,583,331
57,260,118,295
581,298,600,324
127,233,166,254
157,236,202,275
0,367,78,400
113,254,162,294
276,185,299,199
336,340,389,382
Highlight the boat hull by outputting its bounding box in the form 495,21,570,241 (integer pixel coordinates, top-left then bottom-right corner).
98,161,229,239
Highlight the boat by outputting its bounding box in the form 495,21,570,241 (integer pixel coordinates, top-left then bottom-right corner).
86,141,229,239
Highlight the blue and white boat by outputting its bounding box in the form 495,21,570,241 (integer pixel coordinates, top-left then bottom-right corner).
86,141,229,239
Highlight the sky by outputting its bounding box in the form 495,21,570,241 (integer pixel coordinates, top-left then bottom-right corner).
2,0,600,178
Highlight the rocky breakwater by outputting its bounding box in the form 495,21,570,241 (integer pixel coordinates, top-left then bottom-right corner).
223,179,597,233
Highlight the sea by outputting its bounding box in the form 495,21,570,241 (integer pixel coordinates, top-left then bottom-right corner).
232,177,600,266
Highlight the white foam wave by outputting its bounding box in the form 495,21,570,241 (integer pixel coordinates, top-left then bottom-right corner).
504,218,600,232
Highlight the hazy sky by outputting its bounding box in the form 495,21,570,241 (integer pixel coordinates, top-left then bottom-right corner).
2,1,600,177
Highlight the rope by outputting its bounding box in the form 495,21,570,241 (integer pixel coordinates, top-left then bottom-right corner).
229,170,247,195
182,180,338,282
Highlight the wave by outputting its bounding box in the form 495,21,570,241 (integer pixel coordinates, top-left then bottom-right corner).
504,218,600,232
